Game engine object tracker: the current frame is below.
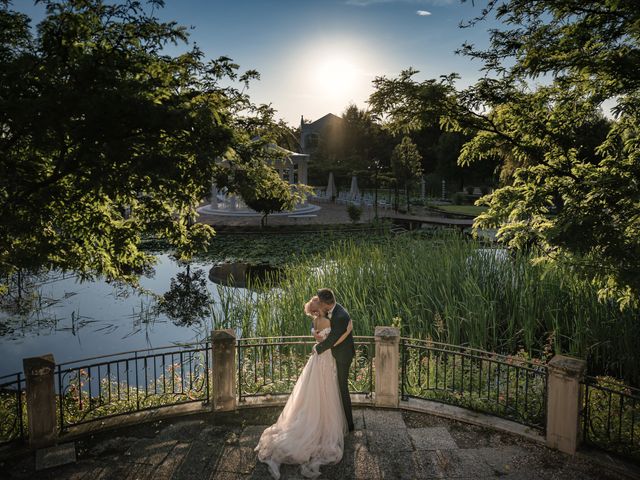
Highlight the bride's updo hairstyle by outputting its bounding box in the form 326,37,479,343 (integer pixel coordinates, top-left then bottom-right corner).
316,288,335,305
304,296,321,318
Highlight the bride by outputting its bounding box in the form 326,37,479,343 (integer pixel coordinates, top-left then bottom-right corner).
255,296,353,479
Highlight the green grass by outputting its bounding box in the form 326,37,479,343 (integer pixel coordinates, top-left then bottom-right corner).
214,231,640,386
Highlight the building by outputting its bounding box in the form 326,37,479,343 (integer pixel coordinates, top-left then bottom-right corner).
299,113,344,155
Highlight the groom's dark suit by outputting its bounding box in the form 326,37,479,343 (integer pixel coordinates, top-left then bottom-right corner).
314,303,355,431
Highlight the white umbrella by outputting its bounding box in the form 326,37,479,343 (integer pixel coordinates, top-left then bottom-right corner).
326,172,337,199
349,175,359,200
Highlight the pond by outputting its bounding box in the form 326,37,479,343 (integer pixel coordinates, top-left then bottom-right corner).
0,254,276,377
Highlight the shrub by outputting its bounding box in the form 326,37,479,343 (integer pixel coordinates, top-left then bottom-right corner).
346,204,363,223
452,192,466,205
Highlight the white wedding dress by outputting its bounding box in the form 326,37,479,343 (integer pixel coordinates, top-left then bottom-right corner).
255,327,348,479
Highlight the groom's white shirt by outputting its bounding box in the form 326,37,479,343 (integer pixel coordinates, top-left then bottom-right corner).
326,305,335,319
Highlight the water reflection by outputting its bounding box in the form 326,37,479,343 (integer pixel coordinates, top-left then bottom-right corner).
0,254,241,376
156,265,212,327
208,262,282,288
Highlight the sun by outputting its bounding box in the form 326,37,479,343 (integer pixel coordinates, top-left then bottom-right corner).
314,56,358,95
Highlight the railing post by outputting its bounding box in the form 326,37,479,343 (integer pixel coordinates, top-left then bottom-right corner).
546,354,586,455
374,326,400,408
23,354,58,448
211,330,237,411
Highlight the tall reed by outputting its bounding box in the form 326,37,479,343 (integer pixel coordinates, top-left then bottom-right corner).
218,231,640,385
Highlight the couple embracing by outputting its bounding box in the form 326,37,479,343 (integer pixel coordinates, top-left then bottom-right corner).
255,288,355,479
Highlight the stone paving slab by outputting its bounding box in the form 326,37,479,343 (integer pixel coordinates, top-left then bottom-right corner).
343,429,368,452
365,427,413,453
238,425,268,447
362,408,405,430
35,443,77,471
352,409,365,430
216,446,258,475
153,441,192,480
124,438,179,466
408,427,458,450
433,449,496,478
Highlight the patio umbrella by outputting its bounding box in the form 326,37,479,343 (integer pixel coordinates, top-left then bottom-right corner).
349,175,359,199
326,172,336,199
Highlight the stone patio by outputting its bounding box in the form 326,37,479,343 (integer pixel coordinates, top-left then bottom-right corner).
1,407,637,479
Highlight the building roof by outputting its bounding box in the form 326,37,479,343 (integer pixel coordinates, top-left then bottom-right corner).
300,113,343,134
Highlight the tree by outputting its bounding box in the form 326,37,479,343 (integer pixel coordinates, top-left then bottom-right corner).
233,152,309,227
448,0,640,308
0,0,298,291
368,69,497,193
391,137,423,213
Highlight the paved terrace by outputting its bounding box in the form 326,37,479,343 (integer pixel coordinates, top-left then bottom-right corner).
2,406,637,479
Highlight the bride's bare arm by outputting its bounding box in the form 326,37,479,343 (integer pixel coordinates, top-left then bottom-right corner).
332,320,353,346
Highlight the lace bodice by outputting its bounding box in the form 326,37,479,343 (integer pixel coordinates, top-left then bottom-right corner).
311,327,331,341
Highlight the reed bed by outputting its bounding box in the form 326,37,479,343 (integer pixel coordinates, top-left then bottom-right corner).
215,231,640,386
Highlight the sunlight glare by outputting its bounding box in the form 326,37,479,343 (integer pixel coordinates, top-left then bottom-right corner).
314,56,358,95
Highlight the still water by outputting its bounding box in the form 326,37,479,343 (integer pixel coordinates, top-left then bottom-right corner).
0,254,255,377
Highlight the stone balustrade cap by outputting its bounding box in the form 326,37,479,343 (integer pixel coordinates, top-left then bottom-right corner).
548,354,586,376
23,354,55,375
211,329,236,341
374,326,400,338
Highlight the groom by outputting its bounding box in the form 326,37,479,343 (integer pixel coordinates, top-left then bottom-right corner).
313,288,355,432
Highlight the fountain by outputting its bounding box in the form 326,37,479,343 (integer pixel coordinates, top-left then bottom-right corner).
197,149,321,217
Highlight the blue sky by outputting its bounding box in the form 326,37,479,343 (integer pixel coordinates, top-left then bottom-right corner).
17,0,499,126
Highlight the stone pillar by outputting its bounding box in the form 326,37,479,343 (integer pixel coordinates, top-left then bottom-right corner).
546,355,586,455
288,164,295,184
374,326,400,408
421,177,426,199
23,354,57,448
211,330,237,411
441,179,446,200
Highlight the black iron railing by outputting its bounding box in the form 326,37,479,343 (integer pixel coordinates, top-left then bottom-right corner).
0,372,26,444
401,339,548,431
55,342,210,431
581,375,640,461
237,336,375,403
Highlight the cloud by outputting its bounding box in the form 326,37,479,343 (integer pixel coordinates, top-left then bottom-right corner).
416,10,432,16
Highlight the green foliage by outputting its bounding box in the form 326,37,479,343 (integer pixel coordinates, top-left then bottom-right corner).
451,192,466,205
391,136,423,212
233,157,311,227
218,233,640,385
188,228,389,267
238,339,374,397
56,363,208,429
402,345,547,429
0,0,297,290
583,376,640,461
451,0,640,308
346,204,363,223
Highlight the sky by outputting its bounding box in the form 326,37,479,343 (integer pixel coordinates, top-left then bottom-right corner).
16,0,500,127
